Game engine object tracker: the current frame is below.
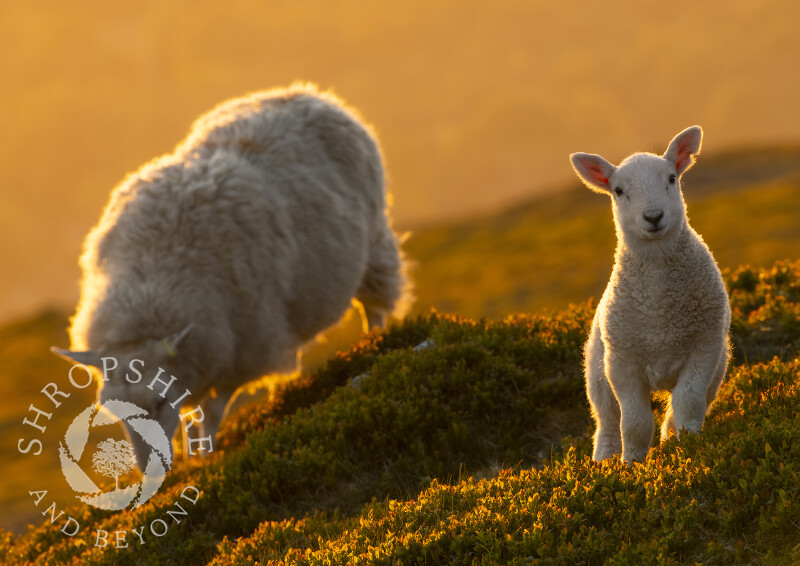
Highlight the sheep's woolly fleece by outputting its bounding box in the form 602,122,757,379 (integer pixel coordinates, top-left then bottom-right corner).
60,84,410,466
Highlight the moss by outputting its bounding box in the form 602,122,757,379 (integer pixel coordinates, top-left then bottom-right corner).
725,260,800,364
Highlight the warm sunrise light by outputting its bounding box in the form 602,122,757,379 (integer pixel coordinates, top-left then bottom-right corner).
2,3,800,563
1,0,799,323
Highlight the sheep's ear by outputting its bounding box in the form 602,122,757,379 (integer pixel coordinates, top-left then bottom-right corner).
162,322,194,358
664,126,702,175
570,153,616,194
50,347,102,368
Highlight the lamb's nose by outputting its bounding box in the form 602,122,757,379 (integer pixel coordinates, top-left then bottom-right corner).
643,209,664,226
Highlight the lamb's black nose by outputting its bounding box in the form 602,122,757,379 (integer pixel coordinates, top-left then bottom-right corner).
643,209,663,226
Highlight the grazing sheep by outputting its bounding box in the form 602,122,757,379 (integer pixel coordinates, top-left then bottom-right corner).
570,126,731,463
53,84,409,469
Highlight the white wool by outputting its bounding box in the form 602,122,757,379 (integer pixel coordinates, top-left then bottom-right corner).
570,126,731,463
57,84,410,468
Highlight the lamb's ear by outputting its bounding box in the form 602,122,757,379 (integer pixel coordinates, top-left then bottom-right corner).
50,347,102,368
664,126,702,175
570,153,616,194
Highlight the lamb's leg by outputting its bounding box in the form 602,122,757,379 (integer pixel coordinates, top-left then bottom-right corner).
356,224,405,333
585,325,622,460
660,402,677,442
672,342,728,435
588,372,622,460
664,342,728,443
609,360,654,463
706,337,730,409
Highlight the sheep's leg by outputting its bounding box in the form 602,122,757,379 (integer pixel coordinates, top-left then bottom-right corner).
585,325,621,460
353,299,386,333
608,361,654,463
183,385,238,456
356,225,405,332
364,306,386,332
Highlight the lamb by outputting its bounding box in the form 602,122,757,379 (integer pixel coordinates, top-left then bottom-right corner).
570,126,731,463
52,84,409,470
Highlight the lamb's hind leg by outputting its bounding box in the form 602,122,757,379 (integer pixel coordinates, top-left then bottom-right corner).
586,325,622,460
356,225,406,332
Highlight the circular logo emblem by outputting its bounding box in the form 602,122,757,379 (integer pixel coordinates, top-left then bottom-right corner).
58,399,172,510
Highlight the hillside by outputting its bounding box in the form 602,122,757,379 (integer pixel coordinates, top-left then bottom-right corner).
1,260,799,564
5,0,800,324
3,146,797,541
406,146,800,319
1,145,798,562
0,311,94,533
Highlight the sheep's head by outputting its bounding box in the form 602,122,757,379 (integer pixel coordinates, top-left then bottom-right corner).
570,126,703,252
51,323,195,471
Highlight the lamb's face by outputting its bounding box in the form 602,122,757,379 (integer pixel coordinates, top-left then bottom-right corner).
609,154,687,243
570,126,703,253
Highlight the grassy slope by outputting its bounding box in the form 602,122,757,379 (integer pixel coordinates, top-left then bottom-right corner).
0,311,95,533
1,261,799,565
217,358,800,565
209,263,800,566
0,147,798,562
406,149,800,319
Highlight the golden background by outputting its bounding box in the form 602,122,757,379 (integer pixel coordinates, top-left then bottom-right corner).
1,0,799,322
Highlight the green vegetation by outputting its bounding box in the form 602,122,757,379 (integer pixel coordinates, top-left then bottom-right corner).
2,150,799,562
1,260,799,564
407,170,800,319
212,355,800,565
0,310,95,533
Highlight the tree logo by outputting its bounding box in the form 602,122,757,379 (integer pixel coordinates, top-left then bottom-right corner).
58,399,172,511
92,439,135,491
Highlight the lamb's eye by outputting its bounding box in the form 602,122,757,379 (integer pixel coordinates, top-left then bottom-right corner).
668,174,676,184
614,187,624,197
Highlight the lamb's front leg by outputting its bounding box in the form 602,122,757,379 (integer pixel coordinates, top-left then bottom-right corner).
660,403,677,442
588,372,622,461
586,326,621,460
609,360,654,463
670,344,725,436
662,340,729,442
